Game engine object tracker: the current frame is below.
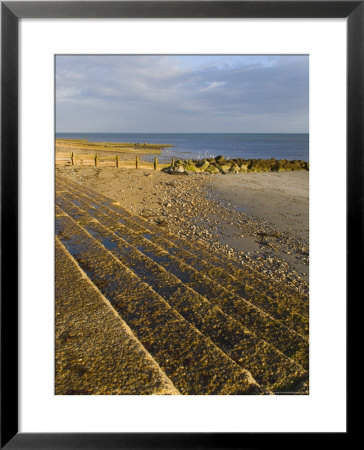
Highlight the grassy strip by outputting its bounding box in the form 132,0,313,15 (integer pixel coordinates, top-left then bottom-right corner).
56,138,172,152
56,145,162,154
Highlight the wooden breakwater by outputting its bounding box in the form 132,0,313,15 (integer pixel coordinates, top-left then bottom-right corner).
56,152,170,171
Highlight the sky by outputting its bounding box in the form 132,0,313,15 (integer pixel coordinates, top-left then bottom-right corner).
56,55,309,133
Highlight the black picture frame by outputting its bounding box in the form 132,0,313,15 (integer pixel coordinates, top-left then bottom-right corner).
1,1,356,448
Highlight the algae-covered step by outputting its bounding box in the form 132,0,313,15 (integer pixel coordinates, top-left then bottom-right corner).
56,182,308,369
56,212,263,395
55,195,307,392
58,174,308,305
57,175,308,323
170,233,308,302
55,238,179,395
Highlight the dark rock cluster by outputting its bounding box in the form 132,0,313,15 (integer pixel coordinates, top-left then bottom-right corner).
164,156,309,174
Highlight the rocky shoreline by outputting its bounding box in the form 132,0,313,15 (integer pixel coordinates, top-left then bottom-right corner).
56,166,309,295
164,155,309,175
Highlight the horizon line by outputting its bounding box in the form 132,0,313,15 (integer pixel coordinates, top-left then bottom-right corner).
56,131,309,135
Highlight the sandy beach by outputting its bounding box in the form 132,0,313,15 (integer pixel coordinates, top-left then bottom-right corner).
208,171,309,280
210,171,308,240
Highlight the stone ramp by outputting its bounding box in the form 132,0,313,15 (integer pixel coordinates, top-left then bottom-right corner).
56,214,263,395
55,238,179,395
56,195,307,392
57,176,309,336
56,177,308,368
61,175,308,302
56,175,309,394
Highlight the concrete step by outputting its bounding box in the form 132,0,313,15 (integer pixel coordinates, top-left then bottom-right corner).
55,238,179,395
56,197,307,393
56,183,308,369
57,176,308,333
56,211,264,395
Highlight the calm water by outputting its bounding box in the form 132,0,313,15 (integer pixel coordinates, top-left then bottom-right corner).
56,133,309,162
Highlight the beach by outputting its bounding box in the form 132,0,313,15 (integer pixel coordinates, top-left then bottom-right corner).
211,171,308,240
209,171,309,280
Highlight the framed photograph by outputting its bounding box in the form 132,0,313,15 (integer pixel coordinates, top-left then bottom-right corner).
2,1,355,447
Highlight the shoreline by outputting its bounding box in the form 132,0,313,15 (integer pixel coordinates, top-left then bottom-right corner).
56,133,309,162
207,171,309,280
210,171,308,243
56,141,309,169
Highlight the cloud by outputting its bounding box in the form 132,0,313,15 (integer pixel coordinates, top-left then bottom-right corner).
56,55,308,133
204,81,226,90
56,86,83,103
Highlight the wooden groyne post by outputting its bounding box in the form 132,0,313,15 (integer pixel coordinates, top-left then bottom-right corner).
136,156,139,169
172,156,175,166
95,153,99,167
154,157,158,170
71,152,75,166
116,155,119,168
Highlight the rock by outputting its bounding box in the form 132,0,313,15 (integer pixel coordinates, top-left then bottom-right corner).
220,163,232,174
250,160,271,172
196,160,210,172
155,219,168,227
163,165,188,175
205,164,220,174
184,162,198,172
164,156,307,177
215,155,225,165
229,163,240,173
170,171,188,176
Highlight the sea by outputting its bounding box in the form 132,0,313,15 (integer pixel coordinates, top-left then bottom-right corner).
56,133,309,163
